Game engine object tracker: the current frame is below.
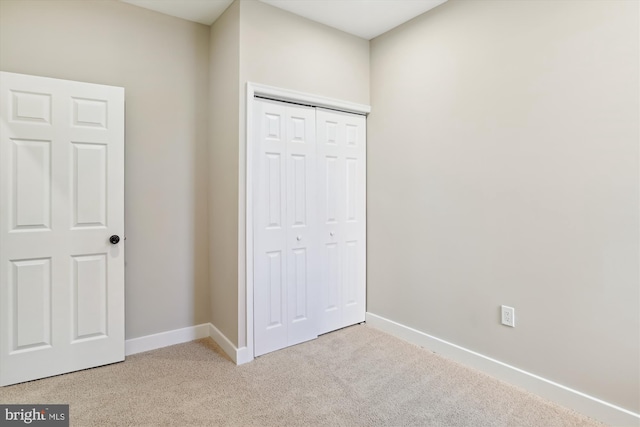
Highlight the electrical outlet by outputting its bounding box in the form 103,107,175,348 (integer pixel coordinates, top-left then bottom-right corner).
501,305,515,327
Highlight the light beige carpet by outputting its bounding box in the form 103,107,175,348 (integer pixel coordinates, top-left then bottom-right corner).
0,324,605,426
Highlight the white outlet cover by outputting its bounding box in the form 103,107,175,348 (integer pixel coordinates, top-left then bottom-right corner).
501,305,515,327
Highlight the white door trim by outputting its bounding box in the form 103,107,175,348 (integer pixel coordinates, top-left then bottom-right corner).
242,82,370,362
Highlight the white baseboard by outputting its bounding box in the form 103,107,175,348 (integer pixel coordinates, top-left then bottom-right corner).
125,324,211,356
235,346,254,365
125,323,254,366
366,312,639,427
208,323,253,365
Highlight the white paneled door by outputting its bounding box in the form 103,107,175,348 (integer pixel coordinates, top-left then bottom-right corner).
316,108,366,335
254,99,318,357
253,98,366,356
0,72,125,386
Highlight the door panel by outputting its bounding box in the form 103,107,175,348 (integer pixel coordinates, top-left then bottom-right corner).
291,155,307,226
267,250,284,328
0,72,125,386
325,243,339,312
317,108,366,334
291,248,308,321
72,254,107,341
266,153,283,228
12,139,52,231
254,99,317,357
72,143,107,228
345,241,358,306
285,106,316,347
339,111,366,328
10,90,51,124
317,113,343,333
345,158,358,221
11,258,52,351
254,101,287,356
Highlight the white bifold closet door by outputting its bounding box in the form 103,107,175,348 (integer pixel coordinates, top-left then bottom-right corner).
316,108,366,335
253,98,366,357
254,99,319,357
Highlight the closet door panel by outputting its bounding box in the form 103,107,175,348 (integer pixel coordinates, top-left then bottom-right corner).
254,99,318,356
317,109,366,334
317,113,343,334
341,113,366,327
254,101,288,356
285,107,318,347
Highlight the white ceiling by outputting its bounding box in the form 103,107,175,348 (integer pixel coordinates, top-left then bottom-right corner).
120,0,448,40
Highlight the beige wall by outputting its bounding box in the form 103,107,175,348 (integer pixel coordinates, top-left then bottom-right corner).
212,0,370,348
368,0,639,412
0,0,211,339
239,0,370,106
209,0,240,346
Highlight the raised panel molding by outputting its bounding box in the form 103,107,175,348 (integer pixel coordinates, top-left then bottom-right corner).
292,248,307,321
266,113,280,139
11,139,51,231
325,157,338,223
72,254,108,342
291,155,307,226
266,154,282,228
291,117,305,142
267,251,283,328
325,243,339,312
10,258,52,353
72,143,107,228
346,124,358,146
346,158,357,222
11,91,52,124
72,98,108,129
326,122,337,144
345,241,358,306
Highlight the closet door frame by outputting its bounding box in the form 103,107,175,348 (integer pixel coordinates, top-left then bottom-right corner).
243,83,370,362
